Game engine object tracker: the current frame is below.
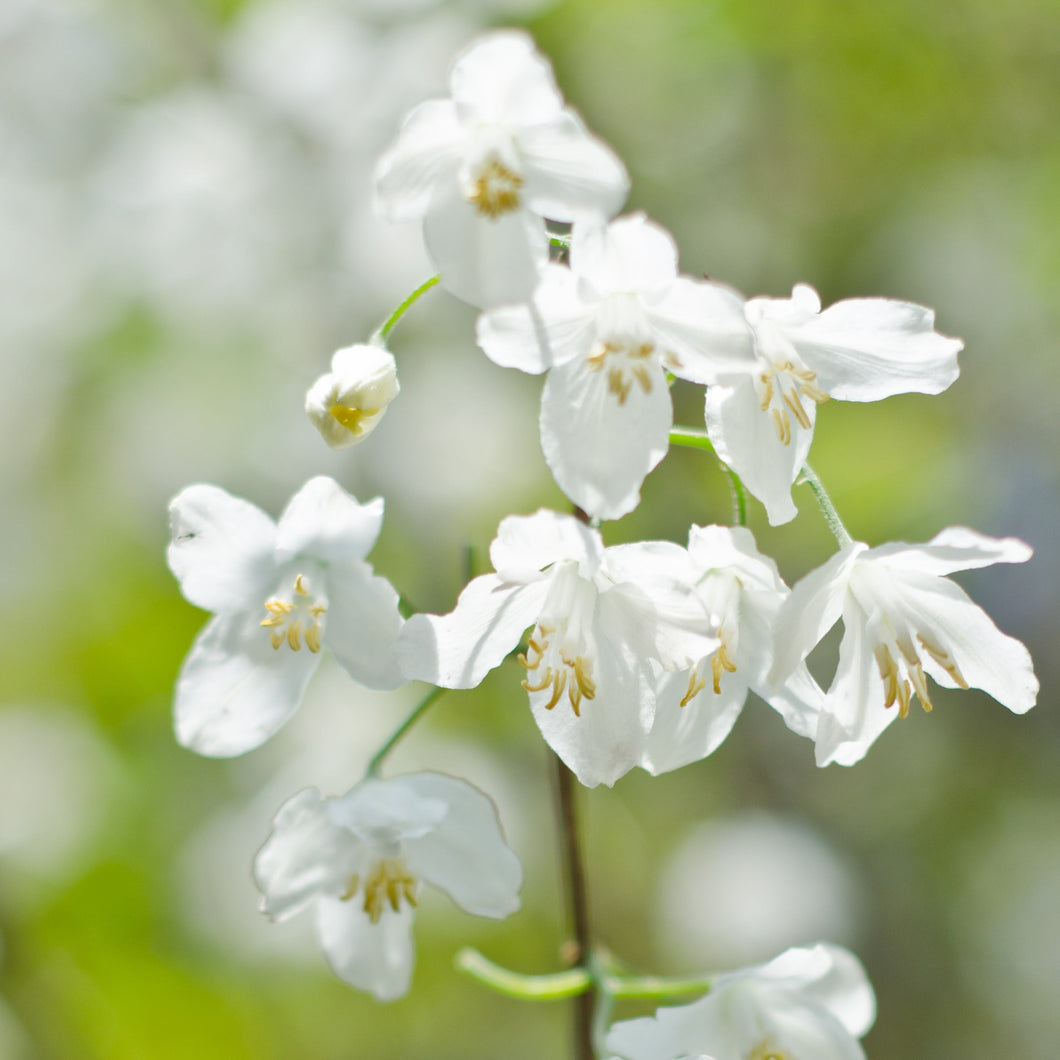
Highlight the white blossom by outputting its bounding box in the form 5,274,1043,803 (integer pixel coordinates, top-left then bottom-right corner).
305,343,399,449
168,476,405,756
254,772,521,1000
374,30,628,307
770,527,1038,765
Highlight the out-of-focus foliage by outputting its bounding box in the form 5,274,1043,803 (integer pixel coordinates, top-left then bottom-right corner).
0,0,1056,1057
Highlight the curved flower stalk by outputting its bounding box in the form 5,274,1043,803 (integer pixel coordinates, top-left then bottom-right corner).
167,476,405,757
606,525,825,775
305,343,399,449
476,214,754,520
770,527,1038,765
254,772,521,1001
374,30,629,308
606,943,876,1060
704,283,963,524
397,510,720,787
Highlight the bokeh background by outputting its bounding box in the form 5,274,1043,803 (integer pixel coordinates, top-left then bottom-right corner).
1,0,1057,1056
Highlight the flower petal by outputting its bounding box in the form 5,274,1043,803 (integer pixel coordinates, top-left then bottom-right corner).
489,509,603,583
866,526,1033,577
315,895,416,1001
541,354,671,521
167,484,276,613
174,613,318,756
400,773,522,918
253,788,361,921
275,477,383,567
324,562,405,690
570,214,677,297
398,575,548,689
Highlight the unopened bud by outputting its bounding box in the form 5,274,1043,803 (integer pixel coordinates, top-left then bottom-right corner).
306,344,399,449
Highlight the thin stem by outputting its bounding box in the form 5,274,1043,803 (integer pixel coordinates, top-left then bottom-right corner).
798,462,853,548
374,274,441,343
366,686,446,776
455,949,591,1000
602,973,713,1000
668,427,748,526
552,754,595,1060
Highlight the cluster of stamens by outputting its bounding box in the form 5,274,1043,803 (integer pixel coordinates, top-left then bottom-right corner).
467,158,523,219
758,361,829,444
328,402,378,437
261,573,327,652
586,339,665,405
341,857,418,923
874,632,968,717
749,1042,793,1060
679,641,738,706
518,623,597,716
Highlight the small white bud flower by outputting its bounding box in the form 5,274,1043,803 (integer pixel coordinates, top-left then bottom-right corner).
305,344,399,449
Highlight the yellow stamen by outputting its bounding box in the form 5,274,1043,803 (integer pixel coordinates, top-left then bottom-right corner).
710,642,738,694
353,858,418,924
329,404,379,436
467,159,523,219
680,669,707,707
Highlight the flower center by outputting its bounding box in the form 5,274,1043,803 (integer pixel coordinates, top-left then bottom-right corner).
756,357,829,445
341,857,418,923
329,402,381,437
260,573,327,652
679,639,738,705
748,1042,794,1060
586,339,657,405
467,157,523,219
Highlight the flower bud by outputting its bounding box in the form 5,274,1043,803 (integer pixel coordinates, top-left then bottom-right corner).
305,344,399,449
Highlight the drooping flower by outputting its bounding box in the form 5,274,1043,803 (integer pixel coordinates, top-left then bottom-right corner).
770,527,1038,765
167,476,405,756
305,343,399,449
476,214,754,520
374,30,629,307
254,772,521,1001
397,509,719,787
605,525,824,775
606,943,876,1060
704,283,963,524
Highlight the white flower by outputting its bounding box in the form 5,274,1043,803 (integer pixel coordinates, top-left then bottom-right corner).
167,476,405,757
374,30,628,307
477,214,754,520
607,525,823,776
305,343,399,449
770,527,1038,766
606,943,876,1060
397,510,719,787
254,772,521,1001
705,283,963,524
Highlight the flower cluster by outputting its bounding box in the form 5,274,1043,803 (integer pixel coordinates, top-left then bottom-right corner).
164,26,1038,1053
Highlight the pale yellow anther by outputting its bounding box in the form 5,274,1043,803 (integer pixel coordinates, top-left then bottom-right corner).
680,669,707,707
344,858,418,923
261,573,327,653
329,403,380,437
759,361,829,444
588,339,658,405
710,641,738,694
467,159,523,219
519,622,597,717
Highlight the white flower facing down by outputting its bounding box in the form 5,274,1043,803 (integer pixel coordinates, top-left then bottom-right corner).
705,283,963,524
254,772,521,1001
606,525,824,776
477,214,754,520
168,476,405,756
606,943,876,1060
374,30,629,308
397,510,720,787
770,527,1038,766
305,344,399,450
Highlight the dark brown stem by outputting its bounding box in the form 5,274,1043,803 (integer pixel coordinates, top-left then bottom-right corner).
552,752,595,1060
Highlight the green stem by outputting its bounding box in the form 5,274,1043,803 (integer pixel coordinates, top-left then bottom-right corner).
601,973,713,999
366,686,446,777
669,427,748,526
374,275,441,343
455,949,591,1000
798,462,853,548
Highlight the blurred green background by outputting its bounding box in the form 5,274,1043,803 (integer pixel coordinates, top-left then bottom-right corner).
1,0,1057,1056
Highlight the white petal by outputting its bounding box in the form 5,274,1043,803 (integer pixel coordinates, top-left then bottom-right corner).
687,524,787,595
174,613,318,756
253,788,361,921
866,526,1033,577
489,510,603,583
373,99,465,222
423,189,548,308
449,31,564,127
397,575,548,689
788,296,961,401
704,380,813,526
894,572,1038,713
570,214,677,297
541,354,671,521
275,477,383,566
324,563,405,690
770,544,866,687
400,773,521,918
315,896,415,1001
761,663,827,743
329,777,446,847
646,278,755,384
167,484,276,613
531,634,650,788
475,264,595,374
